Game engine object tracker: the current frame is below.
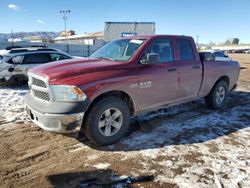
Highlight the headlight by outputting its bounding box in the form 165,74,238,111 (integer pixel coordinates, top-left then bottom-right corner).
51,85,87,102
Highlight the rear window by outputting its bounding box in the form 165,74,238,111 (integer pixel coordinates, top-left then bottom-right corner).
176,39,195,61
23,53,51,64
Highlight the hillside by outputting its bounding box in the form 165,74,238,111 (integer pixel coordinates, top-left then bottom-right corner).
0,31,60,40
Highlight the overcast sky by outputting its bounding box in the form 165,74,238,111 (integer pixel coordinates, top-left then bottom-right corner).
0,0,250,43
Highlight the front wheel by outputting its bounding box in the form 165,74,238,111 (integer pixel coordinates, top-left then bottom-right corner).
205,80,228,109
82,96,131,146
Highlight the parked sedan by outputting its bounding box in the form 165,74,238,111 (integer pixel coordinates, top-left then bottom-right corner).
0,49,72,85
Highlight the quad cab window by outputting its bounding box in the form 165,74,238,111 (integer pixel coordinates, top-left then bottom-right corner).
176,39,195,61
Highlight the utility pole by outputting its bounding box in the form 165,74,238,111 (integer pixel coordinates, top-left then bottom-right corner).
11,29,14,46
196,35,199,49
59,10,71,43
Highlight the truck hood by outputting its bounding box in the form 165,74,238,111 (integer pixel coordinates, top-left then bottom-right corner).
29,57,125,84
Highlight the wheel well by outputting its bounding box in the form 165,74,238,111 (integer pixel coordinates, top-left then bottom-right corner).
208,75,230,96
87,91,135,115
215,75,229,86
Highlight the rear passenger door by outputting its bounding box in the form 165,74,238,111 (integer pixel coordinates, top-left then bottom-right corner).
176,38,202,99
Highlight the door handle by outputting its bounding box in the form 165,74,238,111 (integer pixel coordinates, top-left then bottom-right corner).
168,68,177,72
192,65,200,69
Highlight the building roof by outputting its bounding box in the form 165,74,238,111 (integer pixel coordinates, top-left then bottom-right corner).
54,31,103,41
105,21,155,24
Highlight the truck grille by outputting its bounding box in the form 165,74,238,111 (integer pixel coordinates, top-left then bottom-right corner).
33,89,50,101
29,74,51,102
32,77,47,88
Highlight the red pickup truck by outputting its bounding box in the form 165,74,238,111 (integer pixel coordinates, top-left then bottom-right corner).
25,35,240,145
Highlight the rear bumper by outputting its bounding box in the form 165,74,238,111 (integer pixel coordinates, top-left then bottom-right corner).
25,103,84,133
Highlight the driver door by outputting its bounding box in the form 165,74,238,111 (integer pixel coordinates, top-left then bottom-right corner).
138,38,180,110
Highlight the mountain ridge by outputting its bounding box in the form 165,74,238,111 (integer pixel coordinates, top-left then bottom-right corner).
0,31,60,40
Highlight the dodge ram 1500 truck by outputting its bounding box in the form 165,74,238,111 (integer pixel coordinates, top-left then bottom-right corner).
25,35,240,145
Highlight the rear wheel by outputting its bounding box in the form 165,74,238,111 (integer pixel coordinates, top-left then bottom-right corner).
82,96,131,146
205,80,228,109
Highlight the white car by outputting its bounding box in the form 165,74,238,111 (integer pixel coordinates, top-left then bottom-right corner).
0,49,72,85
200,50,232,61
244,49,250,54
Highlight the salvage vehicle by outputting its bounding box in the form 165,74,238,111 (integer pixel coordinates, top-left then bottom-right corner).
25,35,240,145
0,48,72,85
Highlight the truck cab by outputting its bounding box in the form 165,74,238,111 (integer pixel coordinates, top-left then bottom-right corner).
25,35,240,145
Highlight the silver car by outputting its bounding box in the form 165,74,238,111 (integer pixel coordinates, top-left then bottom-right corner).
0,49,72,85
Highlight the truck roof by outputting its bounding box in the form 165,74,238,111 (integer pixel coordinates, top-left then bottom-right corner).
121,34,193,40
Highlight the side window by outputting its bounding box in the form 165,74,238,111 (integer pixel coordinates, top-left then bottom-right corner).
143,38,173,63
50,53,70,61
9,55,24,64
176,39,195,61
23,53,51,64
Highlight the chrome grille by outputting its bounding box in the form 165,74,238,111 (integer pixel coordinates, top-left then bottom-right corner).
33,89,50,101
32,77,47,88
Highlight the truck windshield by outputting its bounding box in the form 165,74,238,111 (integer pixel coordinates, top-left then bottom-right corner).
90,38,146,61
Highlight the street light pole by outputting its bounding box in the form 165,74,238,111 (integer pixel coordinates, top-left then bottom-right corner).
59,10,70,43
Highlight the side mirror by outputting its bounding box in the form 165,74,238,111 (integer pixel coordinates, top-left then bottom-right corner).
140,53,159,64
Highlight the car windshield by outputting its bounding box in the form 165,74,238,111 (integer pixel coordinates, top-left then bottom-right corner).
90,38,146,61
1,55,11,62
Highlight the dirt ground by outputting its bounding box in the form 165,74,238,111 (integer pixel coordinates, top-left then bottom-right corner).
0,54,250,188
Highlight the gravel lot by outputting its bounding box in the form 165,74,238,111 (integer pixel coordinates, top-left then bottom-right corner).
0,54,249,188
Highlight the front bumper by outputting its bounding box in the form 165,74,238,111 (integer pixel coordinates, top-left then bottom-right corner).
26,103,84,133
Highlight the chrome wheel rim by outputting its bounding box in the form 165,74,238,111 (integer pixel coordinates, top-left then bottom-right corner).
215,86,226,105
98,107,123,137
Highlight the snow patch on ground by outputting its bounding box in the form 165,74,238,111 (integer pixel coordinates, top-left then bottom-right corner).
0,87,29,130
118,90,250,187
68,143,89,153
93,163,111,169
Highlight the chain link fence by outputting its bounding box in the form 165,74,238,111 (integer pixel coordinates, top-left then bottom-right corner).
0,40,105,57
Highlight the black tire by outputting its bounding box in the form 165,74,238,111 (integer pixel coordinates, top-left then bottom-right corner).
4,75,28,86
82,96,131,146
205,80,228,109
